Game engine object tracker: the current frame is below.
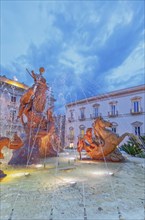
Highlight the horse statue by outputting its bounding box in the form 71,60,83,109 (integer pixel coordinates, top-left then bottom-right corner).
77,116,131,162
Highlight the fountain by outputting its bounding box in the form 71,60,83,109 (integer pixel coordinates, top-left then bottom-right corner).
0,67,59,175
0,71,144,220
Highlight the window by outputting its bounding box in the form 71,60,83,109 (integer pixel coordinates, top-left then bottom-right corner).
111,105,116,115
111,122,118,133
70,110,74,118
80,108,85,119
69,142,74,149
79,108,85,120
132,121,142,136
133,101,139,113
68,110,75,122
108,101,118,117
10,110,16,121
68,127,74,141
91,104,101,119
131,97,142,114
112,127,116,133
94,108,98,117
92,104,100,118
11,96,16,103
79,125,85,137
69,127,74,136
135,126,141,136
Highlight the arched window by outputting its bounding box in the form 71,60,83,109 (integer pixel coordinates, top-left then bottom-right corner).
69,127,74,136
79,125,85,137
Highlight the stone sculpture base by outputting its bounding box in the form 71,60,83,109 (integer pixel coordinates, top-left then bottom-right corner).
88,148,125,162
105,148,125,162
8,126,59,165
8,131,41,165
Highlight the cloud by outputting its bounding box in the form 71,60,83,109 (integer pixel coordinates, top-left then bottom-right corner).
1,1,144,113
104,41,144,91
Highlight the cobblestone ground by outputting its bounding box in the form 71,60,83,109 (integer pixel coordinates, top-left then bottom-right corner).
0,151,145,220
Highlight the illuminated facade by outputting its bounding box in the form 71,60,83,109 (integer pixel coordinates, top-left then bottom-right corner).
0,76,56,138
65,84,145,148
0,76,29,137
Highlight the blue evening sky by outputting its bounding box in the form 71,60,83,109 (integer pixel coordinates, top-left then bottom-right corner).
1,1,144,113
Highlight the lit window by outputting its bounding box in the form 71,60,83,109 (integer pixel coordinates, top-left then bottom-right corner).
69,143,74,148
69,127,74,136
79,125,85,137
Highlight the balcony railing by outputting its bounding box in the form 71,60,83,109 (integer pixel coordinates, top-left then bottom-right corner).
78,116,86,121
130,108,143,115
68,117,75,122
90,113,102,119
78,134,84,138
108,111,118,117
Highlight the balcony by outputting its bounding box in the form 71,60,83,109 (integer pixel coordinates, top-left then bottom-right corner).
130,108,143,115
78,116,86,121
8,102,18,109
90,113,102,119
108,111,118,117
68,117,75,123
67,134,75,140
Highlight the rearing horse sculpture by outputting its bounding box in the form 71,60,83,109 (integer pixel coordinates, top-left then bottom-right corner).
77,116,131,161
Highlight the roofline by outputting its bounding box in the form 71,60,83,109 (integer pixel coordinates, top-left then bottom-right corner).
0,76,29,90
66,84,145,107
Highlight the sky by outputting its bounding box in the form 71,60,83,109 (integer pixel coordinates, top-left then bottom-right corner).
1,0,144,113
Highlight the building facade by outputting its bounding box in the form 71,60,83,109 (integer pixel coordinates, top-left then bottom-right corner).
0,76,29,137
65,85,145,148
0,76,56,138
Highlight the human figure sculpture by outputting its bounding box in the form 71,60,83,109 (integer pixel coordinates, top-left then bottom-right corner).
77,116,131,162
18,67,47,126
77,128,98,160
